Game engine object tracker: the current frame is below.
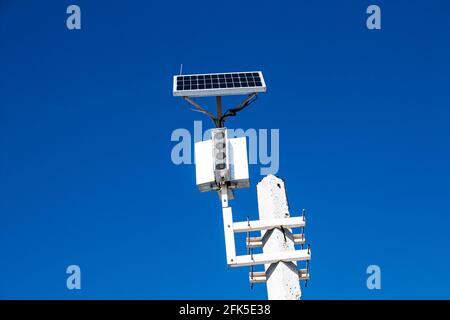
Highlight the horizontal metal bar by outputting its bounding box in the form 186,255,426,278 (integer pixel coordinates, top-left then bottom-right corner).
249,269,310,283
229,249,311,268
246,234,305,248
249,276,267,284
233,216,305,233
250,271,266,277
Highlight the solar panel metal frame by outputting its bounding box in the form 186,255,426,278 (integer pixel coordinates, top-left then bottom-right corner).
173,71,266,97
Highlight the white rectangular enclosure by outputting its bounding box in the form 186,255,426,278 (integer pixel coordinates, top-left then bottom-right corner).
195,136,249,192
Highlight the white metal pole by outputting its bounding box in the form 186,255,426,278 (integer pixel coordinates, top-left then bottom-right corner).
221,185,237,265
257,175,301,300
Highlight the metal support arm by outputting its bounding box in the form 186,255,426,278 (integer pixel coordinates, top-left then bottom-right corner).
183,93,258,128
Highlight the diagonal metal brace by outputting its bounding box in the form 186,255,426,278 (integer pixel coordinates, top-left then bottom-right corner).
183,96,218,126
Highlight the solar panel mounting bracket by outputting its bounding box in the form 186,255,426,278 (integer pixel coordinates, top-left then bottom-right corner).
183,93,258,128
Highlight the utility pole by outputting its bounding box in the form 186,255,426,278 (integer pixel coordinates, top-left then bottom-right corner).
173,71,311,300
257,175,301,300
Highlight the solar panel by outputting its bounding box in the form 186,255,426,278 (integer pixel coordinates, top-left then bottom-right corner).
173,71,266,97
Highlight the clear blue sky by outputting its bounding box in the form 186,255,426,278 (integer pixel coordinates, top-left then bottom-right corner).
1,0,449,299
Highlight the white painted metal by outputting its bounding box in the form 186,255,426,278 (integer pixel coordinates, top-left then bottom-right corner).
233,216,305,233
216,175,310,299
194,135,249,192
173,71,266,97
257,175,302,300
194,139,215,192
228,137,249,189
220,185,229,208
229,249,311,268
222,206,236,265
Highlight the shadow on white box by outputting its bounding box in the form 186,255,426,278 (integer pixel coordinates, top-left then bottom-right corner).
195,136,249,192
